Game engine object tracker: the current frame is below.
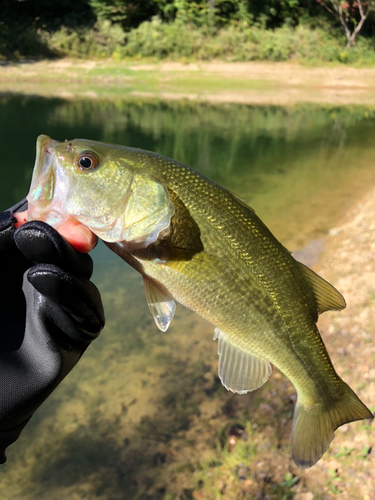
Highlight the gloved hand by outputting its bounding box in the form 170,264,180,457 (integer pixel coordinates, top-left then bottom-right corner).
0,199,105,463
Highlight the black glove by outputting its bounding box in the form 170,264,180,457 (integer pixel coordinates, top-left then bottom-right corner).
0,199,105,463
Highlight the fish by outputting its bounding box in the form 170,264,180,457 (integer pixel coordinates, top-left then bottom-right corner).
27,134,373,468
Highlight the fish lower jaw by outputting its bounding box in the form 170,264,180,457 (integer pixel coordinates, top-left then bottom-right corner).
27,204,66,228
89,218,171,246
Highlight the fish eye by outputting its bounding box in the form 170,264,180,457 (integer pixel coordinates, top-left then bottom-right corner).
77,151,99,171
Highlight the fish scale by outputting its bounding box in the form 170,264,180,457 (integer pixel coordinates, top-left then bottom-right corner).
27,135,373,468
126,162,351,403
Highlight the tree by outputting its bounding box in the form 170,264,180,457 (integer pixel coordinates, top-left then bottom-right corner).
317,0,375,47
88,0,157,29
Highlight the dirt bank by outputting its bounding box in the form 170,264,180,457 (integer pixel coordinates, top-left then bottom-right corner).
1,59,375,105
300,185,375,499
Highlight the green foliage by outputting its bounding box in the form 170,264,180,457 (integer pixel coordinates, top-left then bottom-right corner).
316,0,375,48
327,468,343,494
1,0,375,61
44,20,126,58
115,19,375,62
0,23,53,60
154,0,312,28
0,0,95,59
280,472,299,488
2,14,375,63
5,16,375,62
89,0,129,23
89,0,157,29
356,445,371,460
334,445,354,457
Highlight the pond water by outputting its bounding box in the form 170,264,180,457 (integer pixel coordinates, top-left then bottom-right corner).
1,95,375,499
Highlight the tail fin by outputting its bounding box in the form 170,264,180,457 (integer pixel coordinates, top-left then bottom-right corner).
291,383,373,468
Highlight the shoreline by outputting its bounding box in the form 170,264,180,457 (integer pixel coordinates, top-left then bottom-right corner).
298,184,375,498
1,59,375,105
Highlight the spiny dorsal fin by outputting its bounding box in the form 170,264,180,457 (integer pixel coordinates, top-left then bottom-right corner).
297,262,346,314
214,328,272,394
144,277,176,332
228,190,256,213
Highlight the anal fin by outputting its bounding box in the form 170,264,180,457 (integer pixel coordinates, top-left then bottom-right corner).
144,278,176,332
214,328,272,394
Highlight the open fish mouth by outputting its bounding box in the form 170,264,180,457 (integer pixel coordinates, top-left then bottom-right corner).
27,134,62,225
28,135,121,230
27,135,175,245
35,135,57,175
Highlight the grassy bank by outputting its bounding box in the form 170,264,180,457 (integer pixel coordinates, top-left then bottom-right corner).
3,19,375,66
1,59,375,106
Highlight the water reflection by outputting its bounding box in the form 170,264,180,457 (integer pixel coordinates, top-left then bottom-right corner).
1,95,375,499
2,95,375,249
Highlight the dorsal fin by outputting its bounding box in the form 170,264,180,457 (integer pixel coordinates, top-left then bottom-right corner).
228,190,256,213
297,262,346,314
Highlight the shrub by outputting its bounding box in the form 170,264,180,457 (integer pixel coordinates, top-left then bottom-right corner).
117,19,375,63
45,20,126,58
2,16,375,64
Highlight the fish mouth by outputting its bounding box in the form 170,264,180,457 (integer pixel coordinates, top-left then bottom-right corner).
27,134,62,224
27,134,127,233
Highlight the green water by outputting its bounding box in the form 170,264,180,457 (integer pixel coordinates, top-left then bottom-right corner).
1,95,375,499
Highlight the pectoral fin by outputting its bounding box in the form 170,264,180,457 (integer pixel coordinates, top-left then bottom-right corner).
144,278,176,332
297,262,346,314
214,328,272,394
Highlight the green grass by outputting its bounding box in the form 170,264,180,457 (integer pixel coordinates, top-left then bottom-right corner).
85,66,133,76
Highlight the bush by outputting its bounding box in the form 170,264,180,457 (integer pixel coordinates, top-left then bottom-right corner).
2,16,375,63
0,23,54,60
44,20,126,58
117,19,375,63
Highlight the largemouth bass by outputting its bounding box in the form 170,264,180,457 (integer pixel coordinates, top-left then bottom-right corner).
27,135,372,468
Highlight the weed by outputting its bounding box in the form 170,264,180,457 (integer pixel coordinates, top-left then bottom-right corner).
356,446,371,460
280,472,299,488
327,468,343,494
334,445,354,458
359,419,373,431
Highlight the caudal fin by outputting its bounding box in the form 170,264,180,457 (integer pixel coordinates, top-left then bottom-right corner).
291,383,373,468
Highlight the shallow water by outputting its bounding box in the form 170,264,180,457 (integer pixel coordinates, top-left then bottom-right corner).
1,95,375,499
